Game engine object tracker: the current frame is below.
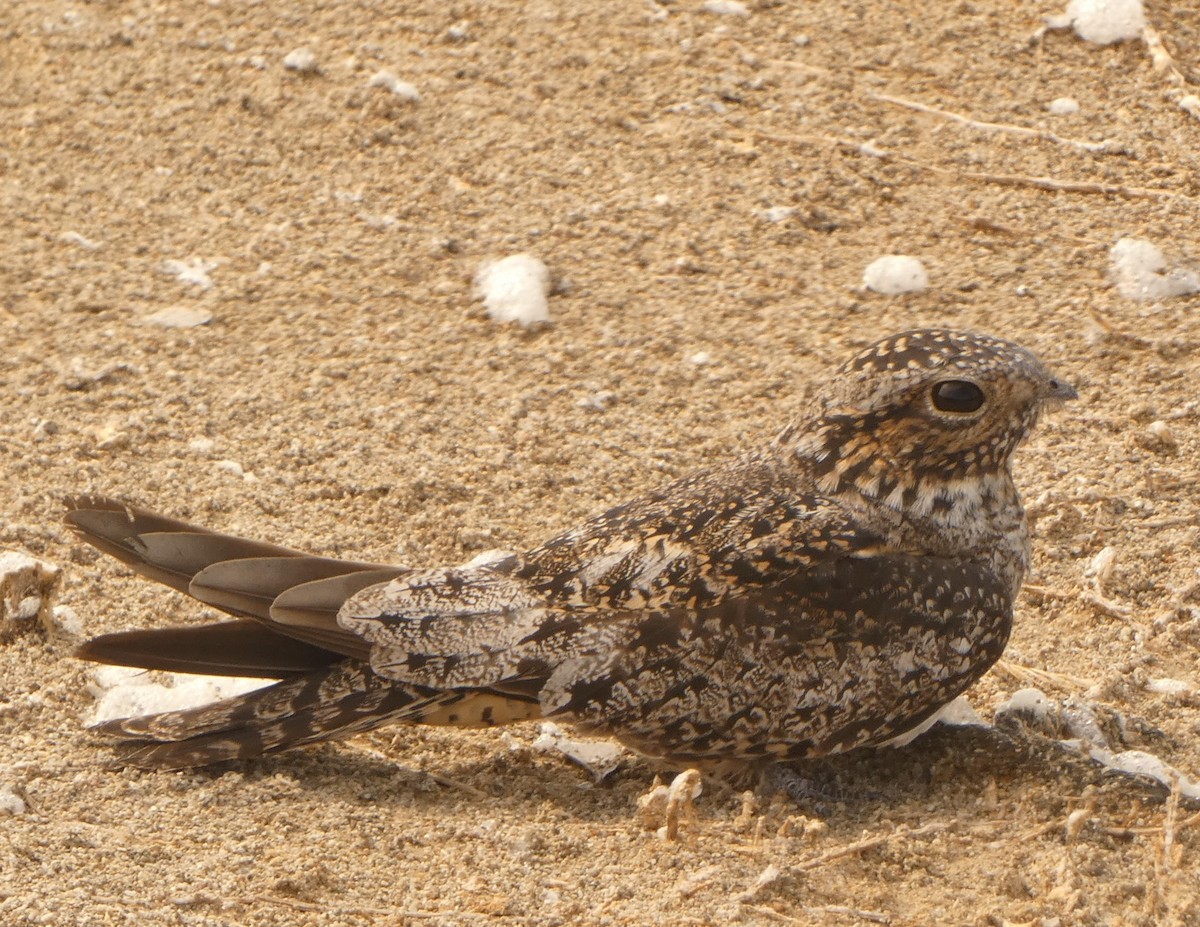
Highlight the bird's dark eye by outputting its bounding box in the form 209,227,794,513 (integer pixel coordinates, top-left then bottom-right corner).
931,380,985,414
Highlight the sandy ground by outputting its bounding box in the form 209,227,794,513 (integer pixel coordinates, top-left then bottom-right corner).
3,1,1200,924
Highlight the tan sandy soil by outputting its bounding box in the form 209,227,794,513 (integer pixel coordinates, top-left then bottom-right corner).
2,1,1199,924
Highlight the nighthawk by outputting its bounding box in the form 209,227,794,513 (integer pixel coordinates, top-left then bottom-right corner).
67,329,1076,770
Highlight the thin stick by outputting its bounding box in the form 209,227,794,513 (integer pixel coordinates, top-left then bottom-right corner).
1142,27,1200,122
793,822,947,872
348,741,489,798
249,894,532,919
749,130,1189,202
871,92,1114,153
1101,809,1200,838
993,658,1094,693
749,903,891,924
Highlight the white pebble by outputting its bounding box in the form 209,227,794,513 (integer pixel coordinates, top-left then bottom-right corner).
996,687,1055,722
214,459,245,478
0,552,60,626
189,437,216,455
50,604,83,636
863,255,929,295
474,254,551,328
702,0,749,17
1065,0,1145,45
0,785,26,816
1047,96,1080,115
1084,546,1117,584
89,673,268,726
162,258,216,290
367,70,420,102
759,206,796,223
1146,420,1176,450
1109,237,1200,301
283,47,319,72
143,306,213,328
1146,678,1191,695
61,230,101,250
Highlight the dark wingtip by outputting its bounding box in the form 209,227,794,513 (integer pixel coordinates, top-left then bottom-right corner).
74,622,339,677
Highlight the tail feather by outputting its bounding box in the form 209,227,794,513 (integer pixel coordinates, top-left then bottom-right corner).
76,620,342,677
64,494,398,670
66,495,543,768
189,556,392,619
269,569,407,629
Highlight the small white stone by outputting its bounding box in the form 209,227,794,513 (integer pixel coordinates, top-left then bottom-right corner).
702,0,750,17
214,459,245,478
143,306,213,328
760,206,796,223
0,785,26,816
1146,678,1190,695
1048,96,1080,115
50,604,83,636
61,231,101,250
89,672,268,727
367,70,420,102
531,722,623,780
474,254,551,327
1065,0,1145,46
863,255,930,295
283,47,318,73
688,351,713,366
1084,546,1117,584
0,551,60,627
996,687,1055,721
189,437,216,455
1145,420,1176,450
1109,237,1200,301
162,258,217,290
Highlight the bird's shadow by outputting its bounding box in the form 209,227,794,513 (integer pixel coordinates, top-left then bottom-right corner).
136,721,1177,829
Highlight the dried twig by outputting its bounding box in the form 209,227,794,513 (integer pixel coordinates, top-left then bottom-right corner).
750,902,891,924
993,659,1094,693
749,129,1189,202
1160,774,1182,882
871,92,1115,153
250,894,530,919
350,741,489,798
1100,809,1200,839
793,822,948,873
1142,26,1200,122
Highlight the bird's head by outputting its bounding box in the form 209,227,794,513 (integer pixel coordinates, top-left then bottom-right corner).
783,329,1077,505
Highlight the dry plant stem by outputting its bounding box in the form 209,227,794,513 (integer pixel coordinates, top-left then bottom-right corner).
749,130,1188,202
250,894,533,920
1158,776,1182,887
993,657,1095,693
749,903,891,924
1142,26,1200,122
793,822,948,873
1101,809,1200,839
352,741,490,798
870,92,1114,153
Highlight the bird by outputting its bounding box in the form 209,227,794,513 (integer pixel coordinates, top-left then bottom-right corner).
65,328,1077,771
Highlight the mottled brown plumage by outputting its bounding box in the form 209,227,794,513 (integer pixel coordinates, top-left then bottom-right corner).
67,329,1075,770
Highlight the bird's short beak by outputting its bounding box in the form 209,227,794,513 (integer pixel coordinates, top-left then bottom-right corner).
1043,378,1078,402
